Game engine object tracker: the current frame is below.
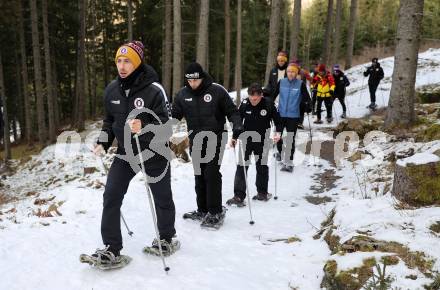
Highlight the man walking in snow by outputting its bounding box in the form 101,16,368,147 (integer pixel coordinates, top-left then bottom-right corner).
89,41,178,267
332,64,350,119
363,57,384,109
272,62,311,172
172,62,242,229
226,83,281,206
312,64,335,124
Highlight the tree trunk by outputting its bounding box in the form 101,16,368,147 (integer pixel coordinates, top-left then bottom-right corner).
42,0,56,143
234,0,242,106
196,0,209,69
75,0,86,131
162,0,173,97
344,0,357,69
0,52,11,160
14,45,24,142
102,1,109,86
322,0,333,66
52,58,60,126
331,0,342,66
290,0,301,60
172,0,183,99
30,0,47,144
264,0,282,85
385,0,424,128
17,0,32,143
282,0,287,51
223,0,231,90
89,0,97,118
127,0,133,41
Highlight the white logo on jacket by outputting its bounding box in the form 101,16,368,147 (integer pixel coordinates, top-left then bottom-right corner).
111,100,120,105
185,98,192,102
204,94,212,103
134,98,144,108
260,109,267,116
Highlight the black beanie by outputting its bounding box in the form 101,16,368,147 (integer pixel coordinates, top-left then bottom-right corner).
185,62,205,79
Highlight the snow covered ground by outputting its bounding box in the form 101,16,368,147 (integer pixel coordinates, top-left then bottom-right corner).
1,49,440,290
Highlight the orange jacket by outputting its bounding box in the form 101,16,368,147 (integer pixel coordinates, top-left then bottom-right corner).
312,72,335,97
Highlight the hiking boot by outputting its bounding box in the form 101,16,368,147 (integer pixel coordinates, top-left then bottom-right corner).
183,210,207,221
314,119,323,124
280,164,294,173
252,192,273,201
297,124,304,130
226,196,245,207
326,117,333,123
201,208,226,230
91,246,120,263
143,238,181,257
340,112,346,118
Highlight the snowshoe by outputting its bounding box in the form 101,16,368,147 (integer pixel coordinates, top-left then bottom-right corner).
252,192,273,201
80,246,132,270
226,196,246,207
183,210,207,221
143,238,181,257
200,208,227,230
280,164,294,173
314,119,323,124
367,103,377,111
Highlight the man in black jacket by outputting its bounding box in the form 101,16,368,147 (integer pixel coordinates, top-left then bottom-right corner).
332,64,350,118
263,50,288,101
226,83,281,206
91,41,178,263
363,57,384,109
172,62,242,229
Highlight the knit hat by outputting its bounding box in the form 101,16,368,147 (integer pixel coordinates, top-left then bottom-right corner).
185,62,205,79
276,51,288,63
333,64,341,72
372,57,378,63
318,64,326,72
114,41,144,69
287,61,300,74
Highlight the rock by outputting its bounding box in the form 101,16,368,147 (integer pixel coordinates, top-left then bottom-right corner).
334,118,382,139
83,167,98,175
415,124,440,142
347,151,363,162
392,155,440,206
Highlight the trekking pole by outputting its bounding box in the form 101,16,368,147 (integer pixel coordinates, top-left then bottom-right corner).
378,84,386,107
134,134,170,273
236,140,255,225
358,77,366,106
306,113,317,166
272,143,278,200
99,155,134,237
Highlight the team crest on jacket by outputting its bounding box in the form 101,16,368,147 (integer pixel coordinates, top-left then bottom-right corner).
134,97,144,108
260,109,267,116
204,94,212,103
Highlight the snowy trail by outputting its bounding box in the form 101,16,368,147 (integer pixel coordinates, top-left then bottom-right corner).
2,49,440,289
1,141,334,290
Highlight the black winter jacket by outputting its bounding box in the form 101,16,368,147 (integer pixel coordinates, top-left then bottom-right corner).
363,63,384,86
172,74,243,139
332,72,350,98
263,64,287,101
97,64,171,164
238,97,282,139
